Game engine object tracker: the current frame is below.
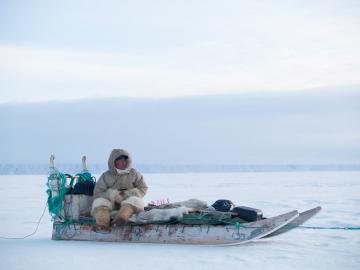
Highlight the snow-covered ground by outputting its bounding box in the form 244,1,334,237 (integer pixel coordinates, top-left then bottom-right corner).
0,171,359,270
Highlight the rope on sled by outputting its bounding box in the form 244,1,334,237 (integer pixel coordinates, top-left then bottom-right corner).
74,171,96,183
46,168,96,221
299,225,360,230
0,169,96,240
178,211,247,226
46,169,73,221
0,202,48,240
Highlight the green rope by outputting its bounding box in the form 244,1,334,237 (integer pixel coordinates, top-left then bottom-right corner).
59,219,96,226
299,225,360,230
46,166,96,222
46,167,73,221
75,171,96,183
179,211,240,225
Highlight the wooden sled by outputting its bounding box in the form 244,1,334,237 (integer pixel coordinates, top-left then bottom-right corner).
54,195,321,246
52,210,299,246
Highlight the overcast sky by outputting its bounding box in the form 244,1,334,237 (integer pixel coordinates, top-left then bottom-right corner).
1,0,359,103
1,1,359,166
1,90,359,165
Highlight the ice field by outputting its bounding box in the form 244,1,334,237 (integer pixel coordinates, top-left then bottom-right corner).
0,171,359,270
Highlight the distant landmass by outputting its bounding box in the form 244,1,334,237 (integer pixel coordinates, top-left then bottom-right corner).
0,163,359,175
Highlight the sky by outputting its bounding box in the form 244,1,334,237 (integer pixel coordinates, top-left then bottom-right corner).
1,90,359,165
0,0,360,103
0,1,359,166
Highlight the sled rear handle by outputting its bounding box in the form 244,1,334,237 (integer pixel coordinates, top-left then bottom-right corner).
50,154,55,167
82,155,88,171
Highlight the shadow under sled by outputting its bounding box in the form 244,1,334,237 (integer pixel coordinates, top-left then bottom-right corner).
52,210,298,246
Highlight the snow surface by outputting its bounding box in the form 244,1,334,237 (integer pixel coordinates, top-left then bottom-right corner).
0,171,359,270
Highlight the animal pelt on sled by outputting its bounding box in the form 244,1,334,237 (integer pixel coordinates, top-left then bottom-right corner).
147,198,208,211
128,198,208,224
128,206,190,223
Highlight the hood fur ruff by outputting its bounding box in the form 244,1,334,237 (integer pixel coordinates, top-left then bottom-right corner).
108,149,133,174
129,206,191,224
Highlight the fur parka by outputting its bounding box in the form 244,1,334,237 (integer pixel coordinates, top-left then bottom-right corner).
91,149,148,215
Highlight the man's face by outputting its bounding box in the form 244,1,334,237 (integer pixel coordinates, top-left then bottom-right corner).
115,159,127,170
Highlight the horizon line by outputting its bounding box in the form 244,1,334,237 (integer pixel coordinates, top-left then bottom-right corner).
1,84,359,105
1,163,359,175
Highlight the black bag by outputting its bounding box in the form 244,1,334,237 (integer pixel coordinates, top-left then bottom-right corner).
72,181,95,196
211,199,233,212
68,172,96,196
231,206,263,222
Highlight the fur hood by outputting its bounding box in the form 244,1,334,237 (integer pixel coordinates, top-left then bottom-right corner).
107,149,133,174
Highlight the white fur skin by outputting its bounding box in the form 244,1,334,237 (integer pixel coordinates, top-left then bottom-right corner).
91,197,113,216
106,188,143,204
121,196,144,212
123,188,143,198
129,206,191,224
173,199,208,210
155,198,208,211
106,189,120,202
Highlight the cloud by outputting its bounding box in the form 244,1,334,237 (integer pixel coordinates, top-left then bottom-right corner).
0,1,360,102
1,41,359,103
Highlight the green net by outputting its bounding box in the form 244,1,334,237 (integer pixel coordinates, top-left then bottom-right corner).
46,166,97,222
46,168,72,221
131,211,247,226
75,171,95,183
179,211,247,225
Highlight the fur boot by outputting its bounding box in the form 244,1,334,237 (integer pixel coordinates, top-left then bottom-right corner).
93,206,111,232
111,204,137,226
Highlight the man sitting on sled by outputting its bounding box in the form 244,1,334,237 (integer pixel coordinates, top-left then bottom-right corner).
91,149,148,232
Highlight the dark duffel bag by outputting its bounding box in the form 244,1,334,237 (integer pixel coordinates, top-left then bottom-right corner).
231,206,263,222
211,199,234,212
